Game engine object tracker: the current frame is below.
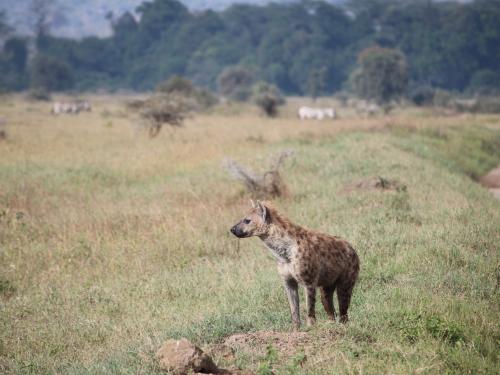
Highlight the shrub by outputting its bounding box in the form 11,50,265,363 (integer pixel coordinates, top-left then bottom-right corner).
432,89,453,107
409,85,435,106
252,81,285,117
217,66,254,102
139,93,196,137
156,75,196,96
156,76,218,110
468,97,500,114
467,70,500,95
26,87,51,101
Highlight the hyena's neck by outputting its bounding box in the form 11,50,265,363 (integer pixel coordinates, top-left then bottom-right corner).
259,223,297,263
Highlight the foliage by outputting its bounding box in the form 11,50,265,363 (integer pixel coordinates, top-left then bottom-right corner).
138,93,196,137
252,81,285,117
156,75,196,96
306,67,328,102
467,70,500,95
156,75,218,109
456,96,500,115
30,54,74,91
409,85,435,107
26,87,51,101
0,37,29,92
2,0,500,95
217,65,255,101
351,46,408,104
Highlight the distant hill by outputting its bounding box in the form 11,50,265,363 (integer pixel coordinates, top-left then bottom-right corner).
0,0,344,39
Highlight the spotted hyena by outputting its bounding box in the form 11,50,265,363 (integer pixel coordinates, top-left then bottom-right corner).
230,201,359,329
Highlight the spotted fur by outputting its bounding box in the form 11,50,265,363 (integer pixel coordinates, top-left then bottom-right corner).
230,201,360,329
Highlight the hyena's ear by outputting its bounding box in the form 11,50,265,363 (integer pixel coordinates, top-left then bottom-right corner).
250,199,256,208
256,200,267,221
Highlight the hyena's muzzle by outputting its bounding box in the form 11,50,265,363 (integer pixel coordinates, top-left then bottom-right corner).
230,222,250,238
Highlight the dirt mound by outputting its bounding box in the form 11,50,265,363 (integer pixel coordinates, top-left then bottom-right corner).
480,166,500,188
224,331,310,352
342,176,406,193
479,166,500,201
215,329,336,358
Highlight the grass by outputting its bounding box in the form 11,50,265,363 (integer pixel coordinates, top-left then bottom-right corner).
0,95,499,374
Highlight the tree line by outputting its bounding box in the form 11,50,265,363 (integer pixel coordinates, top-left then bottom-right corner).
1,0,499,96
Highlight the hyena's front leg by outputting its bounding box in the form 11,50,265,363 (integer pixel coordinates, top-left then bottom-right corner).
305,286,317,326
283,278,300,329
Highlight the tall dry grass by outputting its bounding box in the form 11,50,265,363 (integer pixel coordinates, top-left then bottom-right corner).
0,94,499,374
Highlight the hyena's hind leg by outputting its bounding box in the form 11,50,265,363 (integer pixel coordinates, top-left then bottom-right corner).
320,285,336,321
337,280,355,323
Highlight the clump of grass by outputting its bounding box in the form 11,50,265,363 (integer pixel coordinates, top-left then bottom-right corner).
393,311,466,345
257,345,278,375
391,125,500,180
0,279,16,299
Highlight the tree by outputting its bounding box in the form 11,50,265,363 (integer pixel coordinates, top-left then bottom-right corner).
136,0,189,41
156,75,196,96
307,67,328,102
252,81,285,117
0,10,12,41
217,66,255,101
30,0,55,38
0,37,29,91
30,54,74,91
138,93,196,137
351,46,408,104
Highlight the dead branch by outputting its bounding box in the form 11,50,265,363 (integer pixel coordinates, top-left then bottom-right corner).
224,150,294,199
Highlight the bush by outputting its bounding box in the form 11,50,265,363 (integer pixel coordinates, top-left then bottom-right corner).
252,81,285,117
139,93,196,137
409,86,435,106
468,97,500,114
156,75,196,96
26,87,51,101
432,89,453,107
467,70,500,95
217,66,254,102
156,76,218,110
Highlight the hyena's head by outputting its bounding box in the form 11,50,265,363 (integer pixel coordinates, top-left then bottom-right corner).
230,200,269,238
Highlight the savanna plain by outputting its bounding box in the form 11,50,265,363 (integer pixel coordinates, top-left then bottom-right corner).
0,96,499,374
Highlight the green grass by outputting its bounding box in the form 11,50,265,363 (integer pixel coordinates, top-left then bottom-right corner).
389,123,500,180
1,108,499,374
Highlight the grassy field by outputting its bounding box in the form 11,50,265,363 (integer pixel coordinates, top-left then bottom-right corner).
0,95,499,374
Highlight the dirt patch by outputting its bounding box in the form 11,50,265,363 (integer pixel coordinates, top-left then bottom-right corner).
208,328,337,360
341,176,406,194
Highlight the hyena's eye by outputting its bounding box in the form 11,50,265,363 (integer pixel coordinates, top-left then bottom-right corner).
243,219,251,224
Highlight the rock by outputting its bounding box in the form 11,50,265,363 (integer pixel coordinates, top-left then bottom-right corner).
156,338,219,374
